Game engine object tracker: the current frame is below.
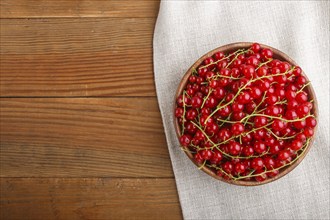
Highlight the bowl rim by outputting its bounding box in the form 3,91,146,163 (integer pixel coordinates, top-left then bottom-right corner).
174,42,319,186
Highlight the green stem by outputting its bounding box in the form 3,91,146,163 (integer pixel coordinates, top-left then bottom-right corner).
264,127,296,140
201,88,213,109
233,139,310,180
255,59,273,71
240,113,314,124
206,68,295,124
297,82,311,94
181,91,187,135
198,49,247,70
225,50,248,68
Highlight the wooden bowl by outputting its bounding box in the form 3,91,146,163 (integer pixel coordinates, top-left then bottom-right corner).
174,42,318,186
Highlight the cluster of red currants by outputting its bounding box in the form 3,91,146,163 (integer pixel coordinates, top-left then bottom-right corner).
175,43,317,182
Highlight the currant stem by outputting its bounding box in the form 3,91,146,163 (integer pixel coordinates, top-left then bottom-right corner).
297,82,311,94
255,58,273,71
206,68,295,124
198,49,247,70
191,121,271,159
198,160,207,170
225,50,247,68
233,139,310,180
264,127,296,140
240,113,314,124
181,91,187,135
201,88,213,109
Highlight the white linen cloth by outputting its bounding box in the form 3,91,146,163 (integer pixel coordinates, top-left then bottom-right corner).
153,1,330,219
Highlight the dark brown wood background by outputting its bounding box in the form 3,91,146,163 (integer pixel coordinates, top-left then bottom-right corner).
0,1,183,219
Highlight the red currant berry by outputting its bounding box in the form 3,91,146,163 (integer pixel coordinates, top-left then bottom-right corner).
250,86,262,99
186,122,197,134
251,43,261,53
278,150,291,161
214,51,225,60
231,122,245,136
232,101,244,112
251,158,264,170
186,109,198,120
242,146,254,157
241,132,252,143
180,134,192,147
296,76,307,87
291,139,303,151
194,130,205,141
265,94,278,105
254,116,268,128
261,48,273,60
297,104,310,117
252,128,266,140
216,60,228,70
218,128,231,142
232,112,246,121
200,149,213,160
269,144,281,154
259,80,271,91
285,109,298,120
267,169,279,178
205,95,218,108
191,96,203,108
266,105,280,116
296,133,307,143
194,152,203,164
257,66,268,77
218,105,231,117
237,91,251,104
177,95,190,107
242,65,255,79
235,162,247,174
293,66,302,76
263,157,276,169
279,62,291,73
222,161,234,174
293,120,306,130
303,127,314,137
245,102,257,114
175,107,184,118
254,141,267,154
229,141,242,156
306,117,317,128
296,92,308,103
210,150,223,165
246,56,260,67
213,87,226,100
272,119,287,131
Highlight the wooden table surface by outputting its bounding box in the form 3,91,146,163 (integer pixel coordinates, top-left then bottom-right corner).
0,1,183,219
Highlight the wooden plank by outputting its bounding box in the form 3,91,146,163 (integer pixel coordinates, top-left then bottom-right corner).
0,0,160,18
0,18,156,96
0,51,156,97
0,18,154,54
0,178,182,220
0,98,175,177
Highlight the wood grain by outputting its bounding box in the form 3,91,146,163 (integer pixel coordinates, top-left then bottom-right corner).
0,0,160,18
1,18,154,54
0,178,182,220
0,18,156,96
0,98,174,177
0,51,156,97
0,1,182,219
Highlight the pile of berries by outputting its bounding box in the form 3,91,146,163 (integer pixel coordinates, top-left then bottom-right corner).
175,43,317,182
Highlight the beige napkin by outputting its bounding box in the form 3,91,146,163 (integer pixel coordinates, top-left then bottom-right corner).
154,1,329,219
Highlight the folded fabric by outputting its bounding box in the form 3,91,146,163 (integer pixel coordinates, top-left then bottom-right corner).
153,1,330,219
